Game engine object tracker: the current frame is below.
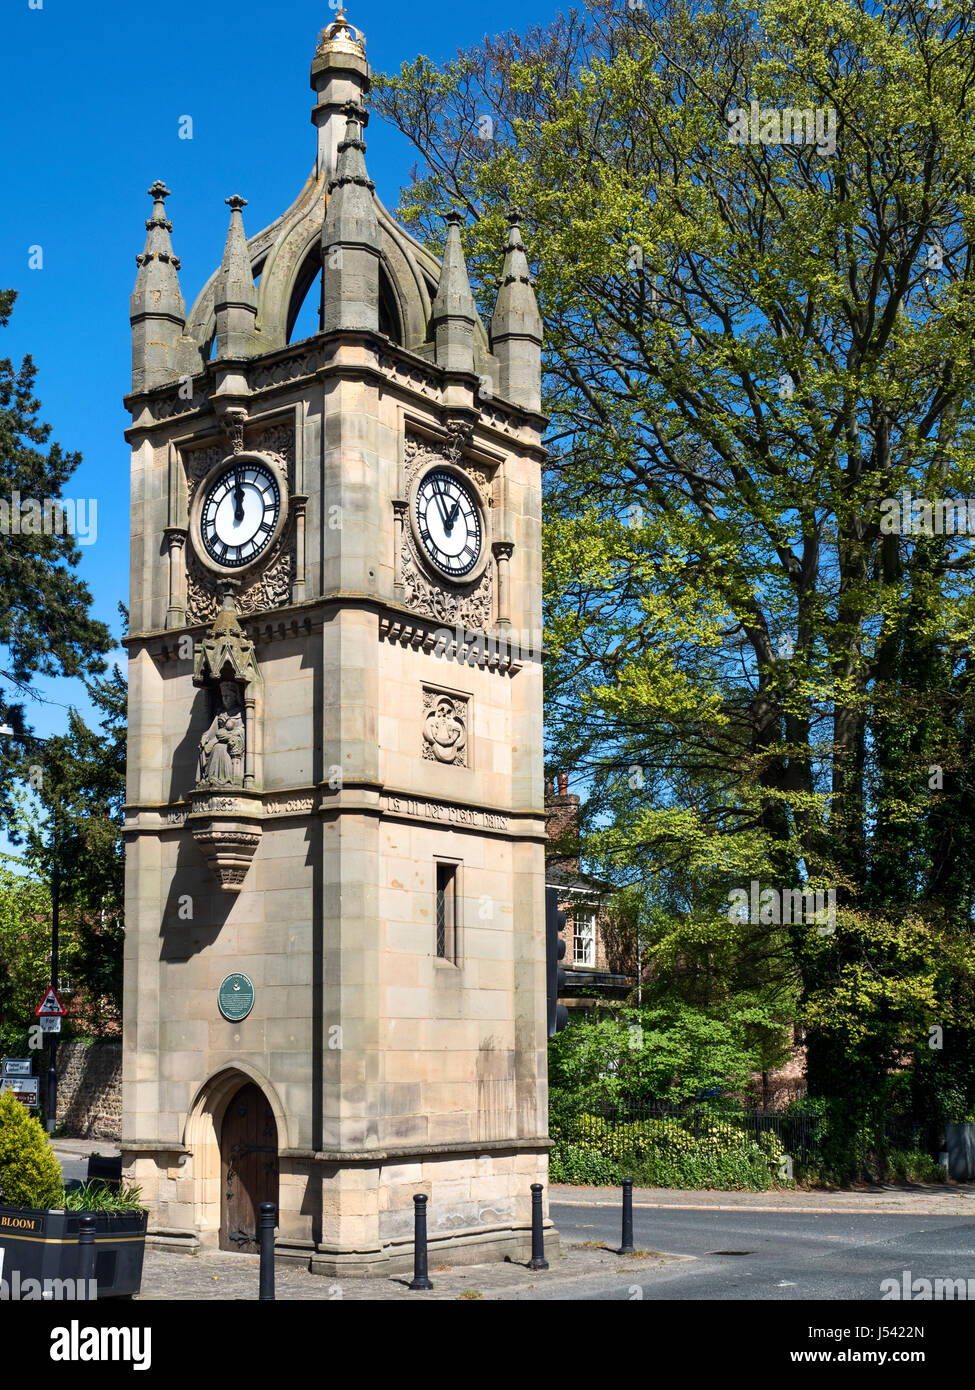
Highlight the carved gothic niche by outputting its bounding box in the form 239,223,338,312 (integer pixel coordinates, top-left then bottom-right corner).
186,594,264,894
422,687,469,767
396,428,497,632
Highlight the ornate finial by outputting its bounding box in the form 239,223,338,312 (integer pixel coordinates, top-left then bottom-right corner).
445,208,464,229
225,194,248,212
341,99,368,133
316,8,367,54
216,578,241,612
144,181,174,238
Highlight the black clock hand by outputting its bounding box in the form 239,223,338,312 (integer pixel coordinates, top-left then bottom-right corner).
430,482,450,527
446,498,462,529
233,467,245,522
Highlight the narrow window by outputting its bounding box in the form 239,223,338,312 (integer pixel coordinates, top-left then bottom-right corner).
573,909,595,967
436,863,457,961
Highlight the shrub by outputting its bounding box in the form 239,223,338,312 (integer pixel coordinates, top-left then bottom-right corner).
548,1106,794,1189
0,1089,63,1208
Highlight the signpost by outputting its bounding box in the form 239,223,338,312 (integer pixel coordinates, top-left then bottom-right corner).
35,987,66,1131
35,988,66,1018
1,1059,32,1078
0,1076,39,1108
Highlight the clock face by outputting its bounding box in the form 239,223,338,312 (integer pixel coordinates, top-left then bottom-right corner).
414,468,482,579
200,460,281,569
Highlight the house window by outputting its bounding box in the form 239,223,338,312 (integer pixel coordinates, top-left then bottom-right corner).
436,862,458,961
572,908,595,967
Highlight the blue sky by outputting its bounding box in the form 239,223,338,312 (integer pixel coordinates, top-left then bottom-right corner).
0,0,559,744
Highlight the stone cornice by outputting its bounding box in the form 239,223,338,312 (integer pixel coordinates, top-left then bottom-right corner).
124,593,546,668
123,332,546,456
123,782,547,841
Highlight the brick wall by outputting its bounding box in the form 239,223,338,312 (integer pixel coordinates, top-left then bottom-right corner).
54,1041,122,1140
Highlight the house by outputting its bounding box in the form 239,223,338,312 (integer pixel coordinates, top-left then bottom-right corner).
545,773,635,1010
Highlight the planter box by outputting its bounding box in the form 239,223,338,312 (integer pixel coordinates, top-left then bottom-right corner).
0,1204,147,1299
946,1123,975,1182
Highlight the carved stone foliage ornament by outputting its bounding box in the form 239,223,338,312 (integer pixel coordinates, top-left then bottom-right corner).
183,419,296,626
400,432,494,631
188,600,264,894
422,688,468,767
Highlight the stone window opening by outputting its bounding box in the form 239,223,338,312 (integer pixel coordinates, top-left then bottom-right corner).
435,861,459,963
572,908,596,967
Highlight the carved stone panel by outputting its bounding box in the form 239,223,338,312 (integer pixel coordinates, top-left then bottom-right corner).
422,687,469,767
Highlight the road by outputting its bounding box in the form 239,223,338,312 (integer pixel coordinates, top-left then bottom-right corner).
541,1200,975,1300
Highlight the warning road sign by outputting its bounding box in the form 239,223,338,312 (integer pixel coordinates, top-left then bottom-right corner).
35,987,66,1017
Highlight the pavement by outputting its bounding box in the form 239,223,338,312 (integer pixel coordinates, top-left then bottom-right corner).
553,1180,975,1216
137,1240,680,1301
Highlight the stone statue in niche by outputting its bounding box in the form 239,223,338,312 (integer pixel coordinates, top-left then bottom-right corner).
196,681,245,788
422,693,467,766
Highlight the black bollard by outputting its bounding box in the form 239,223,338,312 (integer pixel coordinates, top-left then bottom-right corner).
78,1215,97,1295
528,1182,549,1270
619,1178,635,1254
409,1193,433,1290
259,1201,276,1301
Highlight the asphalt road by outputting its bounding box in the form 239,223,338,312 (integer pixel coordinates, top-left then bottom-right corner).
543,1201,975,1300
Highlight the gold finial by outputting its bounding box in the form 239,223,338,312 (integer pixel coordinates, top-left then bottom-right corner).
316,8,366,55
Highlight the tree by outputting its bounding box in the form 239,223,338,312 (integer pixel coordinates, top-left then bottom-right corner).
7,664,127,1034
374,0,975,1127
0,290,113,818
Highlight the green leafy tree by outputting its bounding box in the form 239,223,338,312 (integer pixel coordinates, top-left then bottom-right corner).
375,0,975,1137
0,289,113,817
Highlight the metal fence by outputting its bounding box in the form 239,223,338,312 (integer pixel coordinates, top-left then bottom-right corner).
551,1101,944,1167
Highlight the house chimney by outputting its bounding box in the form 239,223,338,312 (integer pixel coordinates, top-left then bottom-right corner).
545,771,581,874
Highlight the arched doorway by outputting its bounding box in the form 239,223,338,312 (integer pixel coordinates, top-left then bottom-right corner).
219,1082,279,1252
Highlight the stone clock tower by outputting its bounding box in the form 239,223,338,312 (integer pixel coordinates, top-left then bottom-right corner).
121,14,550,1274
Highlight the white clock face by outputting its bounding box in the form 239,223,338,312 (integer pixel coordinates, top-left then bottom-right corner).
414,468,482,579
200,461,281,568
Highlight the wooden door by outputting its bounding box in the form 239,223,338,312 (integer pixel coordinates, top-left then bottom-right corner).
220,1083,279,1253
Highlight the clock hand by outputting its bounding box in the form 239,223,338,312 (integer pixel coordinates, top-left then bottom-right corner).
446,498,461,529
233,468,245,523
430,482,450,527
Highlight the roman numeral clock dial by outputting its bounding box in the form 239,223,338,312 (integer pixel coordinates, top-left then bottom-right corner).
414,468,483,579
199,460,281,569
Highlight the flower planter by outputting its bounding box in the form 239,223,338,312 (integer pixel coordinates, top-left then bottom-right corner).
945,1123,975,1182
0,1204,147,1299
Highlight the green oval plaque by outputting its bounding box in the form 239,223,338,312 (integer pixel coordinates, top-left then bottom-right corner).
218,973,255,1022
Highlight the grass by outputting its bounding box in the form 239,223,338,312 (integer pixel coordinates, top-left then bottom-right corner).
59,1180,145,1212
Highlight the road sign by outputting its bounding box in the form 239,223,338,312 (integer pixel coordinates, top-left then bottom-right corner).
1,1059,32,1077
39,1015,61,1034
35,987,66,1017
0,1076,39,1108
